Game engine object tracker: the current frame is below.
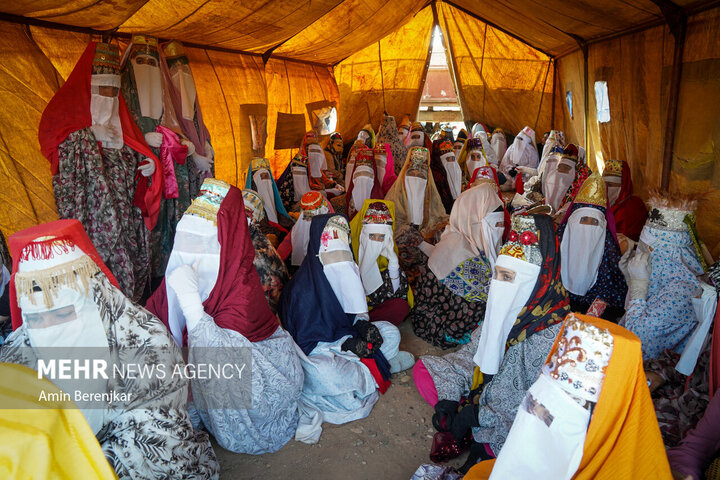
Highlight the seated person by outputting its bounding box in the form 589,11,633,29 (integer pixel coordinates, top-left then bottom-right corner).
373,142,398,196
244,157,294,236
324,132,345,181
346,146,383,219
465,313,672,479
431,139,463,214
2,219,218,479
557,173,627,320
277,153,311,213
350,200,412,325
498,126,538,191
408,183,506,348
603,159,648,242
276,191,331,269
279,214,414,442
305,131,343,198
147,180,303,455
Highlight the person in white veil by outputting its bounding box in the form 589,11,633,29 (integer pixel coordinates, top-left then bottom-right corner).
499,126,539,191
490,128,507,161
471,123,499,166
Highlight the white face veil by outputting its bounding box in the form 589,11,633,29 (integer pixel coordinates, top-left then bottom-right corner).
165,214,221,345
352,165,375,212
170,63,197,121
491,131,507,160
291,205,329,266
404,174,427,226
605,176,622,206
466,148,488,178
358,223,396,295
292,165,311,201
375,153,387,186
543,156,576,212
253,169,278,223
560,207,606,296
131,53,163,120
307,144,326,178
18,246,110,435
90,74,123,149
319,237,368,314
441,151,462,199
481,211,506,268
473,254,540,374
407,130,425,148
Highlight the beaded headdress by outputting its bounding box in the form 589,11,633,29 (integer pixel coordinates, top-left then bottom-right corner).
499,214,542,266
185,178,231,224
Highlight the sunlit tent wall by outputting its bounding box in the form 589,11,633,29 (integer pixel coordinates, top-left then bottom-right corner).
0,0,718,256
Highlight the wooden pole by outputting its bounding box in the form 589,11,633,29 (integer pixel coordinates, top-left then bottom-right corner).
551,59,557,128
534,58,552,133
582,41,589,152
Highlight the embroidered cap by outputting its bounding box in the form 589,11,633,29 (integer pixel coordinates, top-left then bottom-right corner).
499,214,542,266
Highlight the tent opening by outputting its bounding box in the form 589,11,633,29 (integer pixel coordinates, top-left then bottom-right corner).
418,25,464,135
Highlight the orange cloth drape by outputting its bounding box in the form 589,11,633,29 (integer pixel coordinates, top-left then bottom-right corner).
464,314,672,480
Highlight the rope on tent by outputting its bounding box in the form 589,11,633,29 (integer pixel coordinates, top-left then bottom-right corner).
378,41,387,115
533,58,552,134
479,23,488,120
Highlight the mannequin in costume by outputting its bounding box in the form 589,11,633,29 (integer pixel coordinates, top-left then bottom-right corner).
39,42,158,301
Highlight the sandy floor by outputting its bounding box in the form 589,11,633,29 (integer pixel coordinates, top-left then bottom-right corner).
215,321,469,479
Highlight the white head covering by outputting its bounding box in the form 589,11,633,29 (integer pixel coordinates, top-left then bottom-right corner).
131,54,163,120
441,152,462,199
358,223,396,295
491,130,507,161
253,168,278,223
319,219,368,314
17,241,110,434
559,207,606,295
164,214,221,345
404,175,427,226
428,184,504,279
291,204,329,266
307,143,326,178
292,165,311,201
543,154,576,212
90,74,123,149
351,165,375,212
473,254,540,374
500,126,539,175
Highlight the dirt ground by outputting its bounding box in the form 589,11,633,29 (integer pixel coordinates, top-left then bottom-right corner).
215,321,469,479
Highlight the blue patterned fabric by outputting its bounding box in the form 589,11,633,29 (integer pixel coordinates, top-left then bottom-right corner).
557,202,627,310
440,255,492,303
623,226,704,359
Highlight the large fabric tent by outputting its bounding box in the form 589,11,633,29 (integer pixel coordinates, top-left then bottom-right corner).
0,0,719,255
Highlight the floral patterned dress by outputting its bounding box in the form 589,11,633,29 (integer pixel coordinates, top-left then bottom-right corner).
249,223,290,314
1,273,219,480
53,128,150,301
409,255,491,349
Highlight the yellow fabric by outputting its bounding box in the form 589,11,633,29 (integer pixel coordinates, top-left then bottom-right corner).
265,58,339,178
349,198,414,308
438,2,554,136
464,314,672,480
384,147,449,239
334,7,434,140
0,363,117,480
0,22,59,237
275,0,428,65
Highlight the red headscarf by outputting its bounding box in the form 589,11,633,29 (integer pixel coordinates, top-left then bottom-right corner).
610,161,648,242
146,185,279,344
345,147,384,218
8,219,120,330
38,42,162,230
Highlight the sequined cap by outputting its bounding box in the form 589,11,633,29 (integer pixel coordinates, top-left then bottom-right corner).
374,143,388,156
251,157,271,172
241,189,265,223
603,159,623,178
323,215,351,245
291,153,308,168
574,172,607,208
408,147,429,172
163,40,186,59
355,147,374,168
466,138,484,151
363,202,393,225
186,178,231,224
304,131,319,146
92,43,120,75
499,214,542,266
300,191,327,211
329,132,342,142
438,141,454,156
542,313,613,403
410,121,424,132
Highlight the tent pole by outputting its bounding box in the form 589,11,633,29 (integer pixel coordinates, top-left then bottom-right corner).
416,1,439,121
652,0,688,190
435,2,466,119
533,58,551,133
551,59,557,128
581,41,589,153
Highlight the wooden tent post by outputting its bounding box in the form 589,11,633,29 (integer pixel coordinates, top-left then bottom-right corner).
653,0,688,190
582,41,589,153
551,59,557,128
533,58,552,133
